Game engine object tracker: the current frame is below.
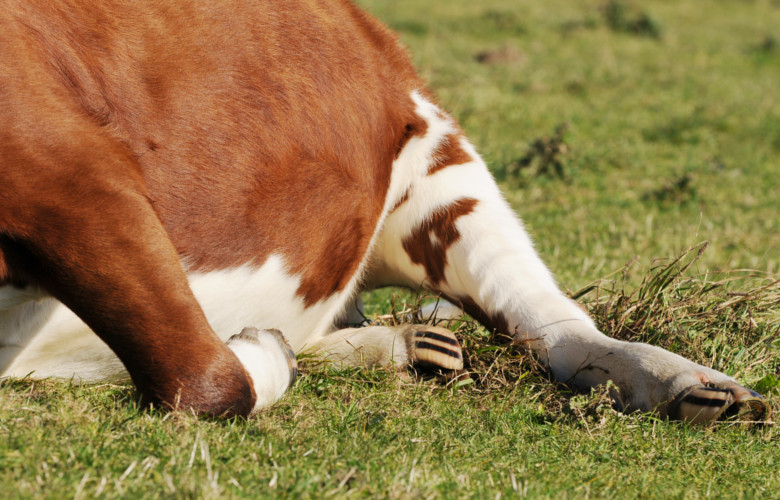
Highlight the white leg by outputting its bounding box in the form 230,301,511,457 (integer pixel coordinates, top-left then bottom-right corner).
306,324,463,372
370,93,767,421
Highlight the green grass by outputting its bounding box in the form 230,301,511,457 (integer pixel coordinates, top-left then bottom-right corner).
1,376,778,498
2,0,779,497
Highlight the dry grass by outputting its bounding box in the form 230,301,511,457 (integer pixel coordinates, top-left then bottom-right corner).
363,242,780,423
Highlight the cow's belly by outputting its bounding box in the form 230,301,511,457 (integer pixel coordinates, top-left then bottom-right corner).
0,254,354,382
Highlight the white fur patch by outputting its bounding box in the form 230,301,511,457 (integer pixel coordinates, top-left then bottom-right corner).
1,300,126,381
187,255,343,350
226,329,294,413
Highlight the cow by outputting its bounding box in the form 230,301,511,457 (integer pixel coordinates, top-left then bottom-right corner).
0,0,769,423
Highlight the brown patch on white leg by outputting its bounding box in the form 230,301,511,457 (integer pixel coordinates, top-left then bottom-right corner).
401,198,479,286
427,134,474,176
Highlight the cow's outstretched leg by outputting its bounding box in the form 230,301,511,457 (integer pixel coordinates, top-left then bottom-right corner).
0,121,293,416
371,93,768,422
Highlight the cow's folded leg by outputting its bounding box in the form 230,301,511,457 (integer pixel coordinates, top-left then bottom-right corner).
1,128,291,416
307,325,463,372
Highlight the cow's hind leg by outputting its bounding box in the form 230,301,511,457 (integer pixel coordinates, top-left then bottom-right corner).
0,117,293,416
372,93,769,422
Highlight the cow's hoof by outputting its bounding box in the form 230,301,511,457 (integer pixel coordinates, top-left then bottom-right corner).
227,327,298,412
229,327,298,389
260,328,298,388
409,326,464,371
667,382,770,424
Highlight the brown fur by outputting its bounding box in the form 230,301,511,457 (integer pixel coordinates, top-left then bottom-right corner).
401,198,479,285
427,134,474,175
458,296,511,339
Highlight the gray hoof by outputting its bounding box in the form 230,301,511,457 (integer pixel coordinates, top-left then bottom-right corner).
667,382,770,424
228,327,298,389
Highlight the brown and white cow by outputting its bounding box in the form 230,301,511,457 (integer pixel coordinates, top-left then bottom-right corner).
0,0,769,422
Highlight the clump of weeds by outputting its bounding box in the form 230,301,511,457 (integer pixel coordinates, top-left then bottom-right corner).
643,172,697,205
602,0,663,39
573,242,779,397
502,123,570,184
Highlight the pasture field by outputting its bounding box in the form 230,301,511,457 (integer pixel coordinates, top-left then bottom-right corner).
2,0,779,497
